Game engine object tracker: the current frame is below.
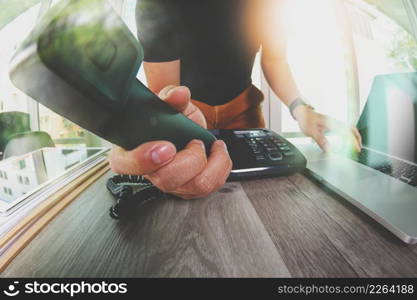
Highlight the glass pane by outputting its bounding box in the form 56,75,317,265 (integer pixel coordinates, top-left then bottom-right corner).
51,0,62,7
0,148,103,204
0,3,41,114
282,0,350,132
0,0,42,29
347,0,417,111
39,105,86,147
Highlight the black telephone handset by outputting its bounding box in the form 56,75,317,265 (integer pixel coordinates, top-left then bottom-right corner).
9,0,216,152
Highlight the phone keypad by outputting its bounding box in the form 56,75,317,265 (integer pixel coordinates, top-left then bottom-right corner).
236,130,294,163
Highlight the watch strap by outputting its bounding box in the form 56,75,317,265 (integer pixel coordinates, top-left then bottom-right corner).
289,97,314,120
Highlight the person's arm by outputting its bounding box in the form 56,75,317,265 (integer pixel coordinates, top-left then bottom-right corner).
260,0,297,105
260,0,361,152
136,0,181,94
261,44,300,107
143,60,180,94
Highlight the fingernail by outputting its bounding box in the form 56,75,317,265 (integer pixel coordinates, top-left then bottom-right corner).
151,144,175,164
219,140,228,153
166,86,176,97
160,85,176,99
197,140,205,151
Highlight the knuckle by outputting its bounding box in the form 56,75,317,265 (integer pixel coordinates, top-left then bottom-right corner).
180,194,197,200
108,158,123,175
226,156,233,171
150,174,177,192
195,175,215,196
187,149,207,168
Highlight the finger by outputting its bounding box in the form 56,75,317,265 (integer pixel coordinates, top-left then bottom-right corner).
147,139,208,192
159,85,191,112
317,114,343,132
312,133,330,152
352,127,363,151
108,142,176,175
159,85,207,128
176,140,233,199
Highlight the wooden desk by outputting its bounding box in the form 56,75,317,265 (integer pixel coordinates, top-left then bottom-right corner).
2,171,417,277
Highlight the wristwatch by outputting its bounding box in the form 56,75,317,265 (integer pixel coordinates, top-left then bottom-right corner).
289,97,314,120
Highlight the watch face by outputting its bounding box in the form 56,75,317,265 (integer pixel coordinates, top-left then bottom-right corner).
36,0,143,108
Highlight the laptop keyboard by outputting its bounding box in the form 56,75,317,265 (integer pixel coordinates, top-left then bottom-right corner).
352,148,417,187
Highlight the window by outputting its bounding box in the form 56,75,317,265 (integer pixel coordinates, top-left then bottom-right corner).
266,0,353,134
39,105,87,146
19,159,26,169
2,186,11,195
0,1,41,115
265,0,417,136
347,0,417,110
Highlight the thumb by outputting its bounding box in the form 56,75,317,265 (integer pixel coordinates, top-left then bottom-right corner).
158,85,207,128
159,85,191,114
109,141,177,175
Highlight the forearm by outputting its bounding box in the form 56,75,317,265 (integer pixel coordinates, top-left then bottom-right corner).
261,57,301,107
143,60,180,94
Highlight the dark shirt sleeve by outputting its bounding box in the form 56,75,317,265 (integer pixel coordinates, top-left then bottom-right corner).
135,0,180,62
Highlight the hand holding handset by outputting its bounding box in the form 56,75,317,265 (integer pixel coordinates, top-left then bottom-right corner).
9,0,216,151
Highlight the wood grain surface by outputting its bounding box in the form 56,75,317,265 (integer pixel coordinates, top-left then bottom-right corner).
288,174,417,277
1,172,289,277
2,171,417,277
241,176,358,277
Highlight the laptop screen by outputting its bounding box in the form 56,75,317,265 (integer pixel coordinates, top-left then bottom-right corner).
357,72,417,164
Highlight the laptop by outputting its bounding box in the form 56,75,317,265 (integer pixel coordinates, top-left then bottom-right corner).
298,72,417,244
